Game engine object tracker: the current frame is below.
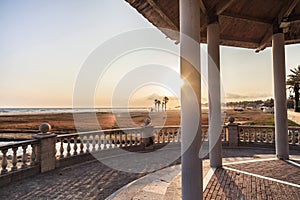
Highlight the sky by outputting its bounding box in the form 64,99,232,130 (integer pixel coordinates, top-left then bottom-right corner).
0,0,300,108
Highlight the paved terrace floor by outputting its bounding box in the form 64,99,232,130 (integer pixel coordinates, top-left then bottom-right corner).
0,146,299,200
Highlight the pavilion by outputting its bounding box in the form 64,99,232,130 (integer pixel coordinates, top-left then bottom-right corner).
125,0,300,199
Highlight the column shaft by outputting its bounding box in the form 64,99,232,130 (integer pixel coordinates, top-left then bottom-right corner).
272,32,289,159
180,0,203,199
207,23,222,168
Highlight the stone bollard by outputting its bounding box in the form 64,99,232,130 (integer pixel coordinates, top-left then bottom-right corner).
142,118,154,150
227,117,239,147
33,123,57,173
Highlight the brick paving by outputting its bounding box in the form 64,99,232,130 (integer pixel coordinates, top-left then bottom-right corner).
228,160,300,185
203,167,300,200
165,148,300,200
0,147,299,200
0,160,148,200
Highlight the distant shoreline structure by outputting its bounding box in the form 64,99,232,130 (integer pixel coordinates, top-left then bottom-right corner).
0,107,150,116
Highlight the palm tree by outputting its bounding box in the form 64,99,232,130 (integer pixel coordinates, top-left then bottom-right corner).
162,102,165,111
157,100,161,112
163,96,169,111
287,65,300,112
154,99,158,112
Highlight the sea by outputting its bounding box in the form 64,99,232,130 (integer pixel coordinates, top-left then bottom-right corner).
0,107,151,116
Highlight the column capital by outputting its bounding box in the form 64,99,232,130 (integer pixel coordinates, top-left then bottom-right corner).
207,12,219,25
273,22,283,34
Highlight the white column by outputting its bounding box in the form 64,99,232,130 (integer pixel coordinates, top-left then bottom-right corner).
207,22,222,168
180,0,202,199
272,32,289,159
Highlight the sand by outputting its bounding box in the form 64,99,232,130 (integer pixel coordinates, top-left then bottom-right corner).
1,108,296,140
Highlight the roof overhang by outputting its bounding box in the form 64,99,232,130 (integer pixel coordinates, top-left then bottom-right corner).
125,0,300,52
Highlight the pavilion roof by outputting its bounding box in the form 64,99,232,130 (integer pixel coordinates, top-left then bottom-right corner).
125,0,300,52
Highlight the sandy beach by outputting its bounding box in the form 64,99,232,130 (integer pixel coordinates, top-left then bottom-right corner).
0,108,288,136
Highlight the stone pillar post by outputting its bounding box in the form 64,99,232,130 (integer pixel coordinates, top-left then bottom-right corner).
207,21,222,168
33,123,57,173
180,0,203,199
142,118,154,150
272,31,289,159
227,117,239,147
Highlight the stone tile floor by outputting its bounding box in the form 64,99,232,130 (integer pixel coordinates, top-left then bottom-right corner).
0,147,299,200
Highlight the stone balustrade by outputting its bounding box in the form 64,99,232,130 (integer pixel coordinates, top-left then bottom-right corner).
56,127,143,158
236,125,300,145
0,123,299,187
0,139,39,175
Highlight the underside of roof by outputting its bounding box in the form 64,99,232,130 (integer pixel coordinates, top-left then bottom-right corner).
125,0,300,52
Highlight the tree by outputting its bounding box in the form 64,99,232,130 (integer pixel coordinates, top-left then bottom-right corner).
157,100,161,112
154,99,158,112
163,96,169,111
287,65,300,112
162,102,165,111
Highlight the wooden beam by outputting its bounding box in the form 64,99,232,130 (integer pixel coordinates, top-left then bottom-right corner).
221,12,272,25
146,0,179,30
286,15,300,23
215,0,235,15
256,0,299,52
199,0,207,13
220,35,260,45
278,0,299,23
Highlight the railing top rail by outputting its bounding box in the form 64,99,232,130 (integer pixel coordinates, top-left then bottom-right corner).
153,125,181,129
57,125,232,138
57,127,144,138
0,139,39,150
238,125,276,129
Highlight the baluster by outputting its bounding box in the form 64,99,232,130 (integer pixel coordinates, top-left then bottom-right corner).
11,147,18,171
60,138,64,158
98,134,102,150
124,132,128,147
113,132,116,148
119,132,122,147
168,129,173,142
242,129,245,142
73,136,78,155
174,130,178,143
271,128,275,143
80,137,84,154
129,131,133,146
66,138,71,157
92,135,96,152
31,144,37,166
255,128,258,142
86,136,90,153
103,133,107,149
134,131,138,145
118,132,121,147
292,130,296,145
1,149,8,174
266,129,270,143
21,145,28,169
108,133,112,149
259,128,263,143
167,129,170,143
162,130,165,143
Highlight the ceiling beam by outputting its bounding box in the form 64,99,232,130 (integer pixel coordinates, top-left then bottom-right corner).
146,0,179,30
286,15,300,23
279,0,299,23
256,0,299,52
221,12,272,25
215,0,235,15
199,0,207,13
220,35,260,45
